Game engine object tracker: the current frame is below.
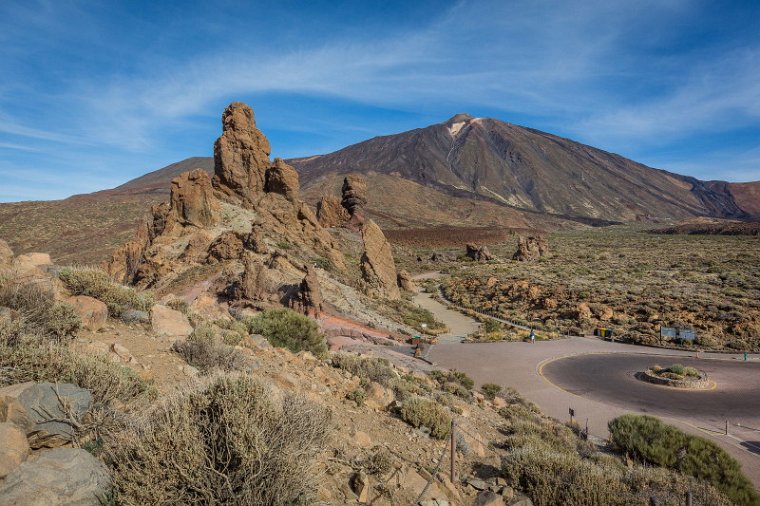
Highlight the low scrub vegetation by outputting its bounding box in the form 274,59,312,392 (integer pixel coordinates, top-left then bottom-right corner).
500,399,732,506
58,266,153,317
374,296,448,335
608,414,759,505
108,373,331,505
244,308,327,357
397,396,451,439
0,275,80,344
331,352,397,387
173,325,248,372
651,363,701,379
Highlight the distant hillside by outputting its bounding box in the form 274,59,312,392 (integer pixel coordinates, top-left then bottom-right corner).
291,114,758,222
2,113,758,264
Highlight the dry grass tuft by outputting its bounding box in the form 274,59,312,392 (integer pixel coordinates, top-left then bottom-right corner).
58,266,153,317
108,373,331,505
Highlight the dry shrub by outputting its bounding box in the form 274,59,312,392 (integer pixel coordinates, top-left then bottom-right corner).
244,308,327,357
397,396,451,439
0,276,80,344
173,325,248,372
58,266,153,317
332,352,397,387
108,373,331,505
0,343,154,405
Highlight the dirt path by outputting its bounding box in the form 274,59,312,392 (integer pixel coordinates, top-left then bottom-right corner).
412,290,481,343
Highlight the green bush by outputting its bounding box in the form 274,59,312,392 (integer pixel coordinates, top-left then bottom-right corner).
428,369,474,390
608,414,759,505
108,374,330,505
58,267,153,317
244,309,327,357
397,397,451,439
331,353,396,387
481,383,502,400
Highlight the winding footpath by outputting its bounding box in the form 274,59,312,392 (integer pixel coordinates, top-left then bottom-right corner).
411,273,760,490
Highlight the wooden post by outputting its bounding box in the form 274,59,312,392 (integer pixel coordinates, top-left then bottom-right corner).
685,490,692,506
725,420,729,435
450,419,456,483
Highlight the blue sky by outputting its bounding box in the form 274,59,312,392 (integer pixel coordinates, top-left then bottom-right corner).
0,0,758,202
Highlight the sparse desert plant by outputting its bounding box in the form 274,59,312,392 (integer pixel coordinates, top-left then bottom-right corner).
0,276,80,343
172,325,247,372
58,267,153,317
397,396,451,439
108,373,331,505
346,387,366,406
363,446,393,475
0,342,153,405
427,369,474,393
244,308,327,357
166,297,190,315
331,352,397,387
608,414,759,505
481,382,502,400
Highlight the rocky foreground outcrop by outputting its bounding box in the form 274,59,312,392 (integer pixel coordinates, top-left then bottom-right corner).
512,235,549,261
341,175,368,227
466,243,494,262
316,196,350,228
169,169,219,228
360,220,400,300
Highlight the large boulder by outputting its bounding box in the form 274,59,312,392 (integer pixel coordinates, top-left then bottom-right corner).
0,395,34,432
206,231,244,263
341,175,368,226
67,296,108,331
360,220,400,300
0,382,92,449
265,158,300,202
466,243,493,262
170,169,219,228
397,270,417,292
212,102,272,206
0,239,13,266
316,196,349,228
0,422,30,478
12,253,52,275
289,265,323,317
512,235,549,261
151,304,193,338
0,448,111,506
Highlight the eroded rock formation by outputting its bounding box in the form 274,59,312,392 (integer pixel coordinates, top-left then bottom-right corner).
341,175,368,226
212,102,271,205
316,196,350,228
289,265,323,317
360,220,400,300
512,235,549,261
264,158,300,202
170,169,219,228
397,270,416,292
466,243,493,262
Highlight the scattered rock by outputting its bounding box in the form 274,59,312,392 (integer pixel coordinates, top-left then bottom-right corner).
170,169,219,228
430,252,454,262
0,382,92,449
350,471,370,503
151,304,193,338
475,490,506,506
360,220,400,300
110,343,137,365
212,101,271,206
352,430,373,448
0,395,34,432
467,478,488,491
466,243,493,262
341,175,368,226
397,270,417,291
512,235,549,261
316,196,350,228
67,296,108,331
288,265,323,317
576,302,592,320
12,253,52,274
509,496,534,506
0,447,111,506
265,158,300,202
0,422,30,478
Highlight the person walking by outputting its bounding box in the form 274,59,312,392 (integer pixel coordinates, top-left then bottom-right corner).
529,328,535,343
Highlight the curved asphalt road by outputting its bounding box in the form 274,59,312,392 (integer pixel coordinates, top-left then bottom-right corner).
542,353,760,422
